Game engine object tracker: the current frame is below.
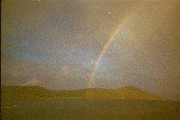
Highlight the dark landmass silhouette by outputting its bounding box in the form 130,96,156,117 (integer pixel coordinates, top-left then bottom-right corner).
1,86,163,100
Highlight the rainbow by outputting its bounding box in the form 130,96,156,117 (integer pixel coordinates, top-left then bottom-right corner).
87,2,145,89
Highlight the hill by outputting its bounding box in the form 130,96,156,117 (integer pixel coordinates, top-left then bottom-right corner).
85,86,161,100
1,86,162,100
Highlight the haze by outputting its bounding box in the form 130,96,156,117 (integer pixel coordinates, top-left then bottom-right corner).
1,0,180,100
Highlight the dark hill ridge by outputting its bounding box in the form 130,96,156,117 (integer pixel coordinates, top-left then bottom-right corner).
1,86,162,100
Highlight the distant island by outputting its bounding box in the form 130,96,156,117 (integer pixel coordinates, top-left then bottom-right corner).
1,86,162,100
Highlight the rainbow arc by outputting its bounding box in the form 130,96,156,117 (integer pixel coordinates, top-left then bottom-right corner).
86,2,145,90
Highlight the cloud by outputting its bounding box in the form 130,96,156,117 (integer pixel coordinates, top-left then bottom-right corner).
22,78,41,86
62,66,70,77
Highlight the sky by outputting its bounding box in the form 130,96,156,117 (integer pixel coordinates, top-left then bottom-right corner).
1,0,180,100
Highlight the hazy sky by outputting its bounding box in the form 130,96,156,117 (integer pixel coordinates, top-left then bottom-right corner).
1,0,180,100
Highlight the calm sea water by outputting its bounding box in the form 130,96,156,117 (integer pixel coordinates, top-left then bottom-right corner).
1,98,180,120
